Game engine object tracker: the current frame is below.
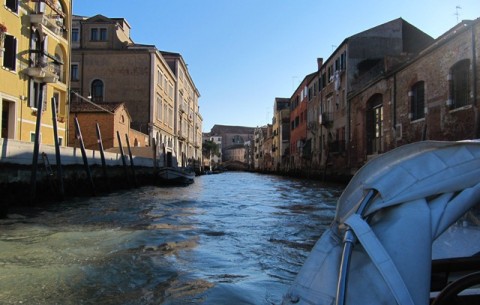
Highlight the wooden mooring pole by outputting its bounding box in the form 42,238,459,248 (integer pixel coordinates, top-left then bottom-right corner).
117,131,131,187
125,134,137,187
96,122,110,190
74,116,96,196
51,97,65,200
30,84,45,201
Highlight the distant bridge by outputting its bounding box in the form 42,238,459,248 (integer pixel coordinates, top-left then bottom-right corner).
222,160,249,171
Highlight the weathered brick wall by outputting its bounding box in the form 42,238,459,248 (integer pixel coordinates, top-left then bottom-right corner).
348,21,479,172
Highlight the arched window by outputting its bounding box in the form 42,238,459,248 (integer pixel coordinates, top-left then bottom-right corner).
91,79,104,102
54,45,66,83
450,59,470,109
410,81,425,120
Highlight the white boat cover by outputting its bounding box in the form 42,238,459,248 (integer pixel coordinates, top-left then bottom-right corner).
283,140,480,305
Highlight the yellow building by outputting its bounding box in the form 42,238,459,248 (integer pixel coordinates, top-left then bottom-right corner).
0,0,71,146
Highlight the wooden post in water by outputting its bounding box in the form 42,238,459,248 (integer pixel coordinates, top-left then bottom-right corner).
30,83,45,200
74,116,96,195
95,122,109,190
117,131,130,186
51,97,65,200
125,134,137,187
152,138,157,171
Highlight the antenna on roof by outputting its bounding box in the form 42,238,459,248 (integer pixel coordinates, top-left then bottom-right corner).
455,5,462,23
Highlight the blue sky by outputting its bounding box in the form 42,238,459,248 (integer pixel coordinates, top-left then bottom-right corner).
73,0,480,132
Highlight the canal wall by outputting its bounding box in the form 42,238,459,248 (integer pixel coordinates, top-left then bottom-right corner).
0,139,159,211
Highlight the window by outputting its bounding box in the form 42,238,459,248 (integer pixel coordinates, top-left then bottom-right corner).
91,79,104,102
71,64,79,81
6,0,18,13
90,28,98,41
99,28,107,41
29,81,45,109
410,81,425,120
163,103,167,125
156,96,162,121
3,34,17,71
53,92,60,115
450,59,470,109
157,69,163,87
366,94,383,155
72,28,79,42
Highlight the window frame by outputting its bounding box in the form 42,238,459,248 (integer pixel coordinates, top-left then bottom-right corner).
71,63,79,81
71,28,79,42
450,59,471,109
5,0,18,13
91,79,104,102
410,81,425,121
3,34,17,71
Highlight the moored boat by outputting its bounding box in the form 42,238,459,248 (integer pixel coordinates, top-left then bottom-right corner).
158,166,195,185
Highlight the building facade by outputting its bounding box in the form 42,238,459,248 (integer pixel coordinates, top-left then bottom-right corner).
70,15,201,165
317,18,434,176
348,18,480,172
290,73,315,169
68,101,148,150
1,0,72,146
272,97,290,171
161,51,202,166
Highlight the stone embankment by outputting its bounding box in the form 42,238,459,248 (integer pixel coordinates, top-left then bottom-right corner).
0,139,160,213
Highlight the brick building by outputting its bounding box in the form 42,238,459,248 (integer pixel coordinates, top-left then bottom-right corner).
290,73,315,169
348,18,480,171
68,99,147,150
318,18,434,177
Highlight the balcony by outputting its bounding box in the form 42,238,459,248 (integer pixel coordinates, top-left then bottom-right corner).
24,52,61,83
320,112,333,126
179,103,186,113
30,0,67,38
178,130,187,141
30,14,64,36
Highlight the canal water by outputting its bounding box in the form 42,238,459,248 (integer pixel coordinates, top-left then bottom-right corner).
0,172,344,305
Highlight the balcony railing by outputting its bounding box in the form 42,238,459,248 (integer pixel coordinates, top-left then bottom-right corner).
24,50,61,83
320,112,333,126
30,13,64,36
30,0,67,37
178,129,187,140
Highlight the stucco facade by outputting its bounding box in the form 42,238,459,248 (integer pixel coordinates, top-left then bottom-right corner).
71,15,201,165
161,51,202,165
1,0,71,146
290,73,314,169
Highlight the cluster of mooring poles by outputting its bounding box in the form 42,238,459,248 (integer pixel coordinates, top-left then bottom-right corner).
29,96,159,202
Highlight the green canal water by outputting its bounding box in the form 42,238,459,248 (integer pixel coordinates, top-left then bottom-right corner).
0,172,343,305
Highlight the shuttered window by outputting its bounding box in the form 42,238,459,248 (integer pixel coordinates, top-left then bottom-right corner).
3,34,16,71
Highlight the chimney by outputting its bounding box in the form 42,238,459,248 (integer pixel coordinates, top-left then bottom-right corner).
317,58,323,70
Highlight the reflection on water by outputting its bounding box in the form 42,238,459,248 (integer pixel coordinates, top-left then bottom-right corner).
0,172,343,305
